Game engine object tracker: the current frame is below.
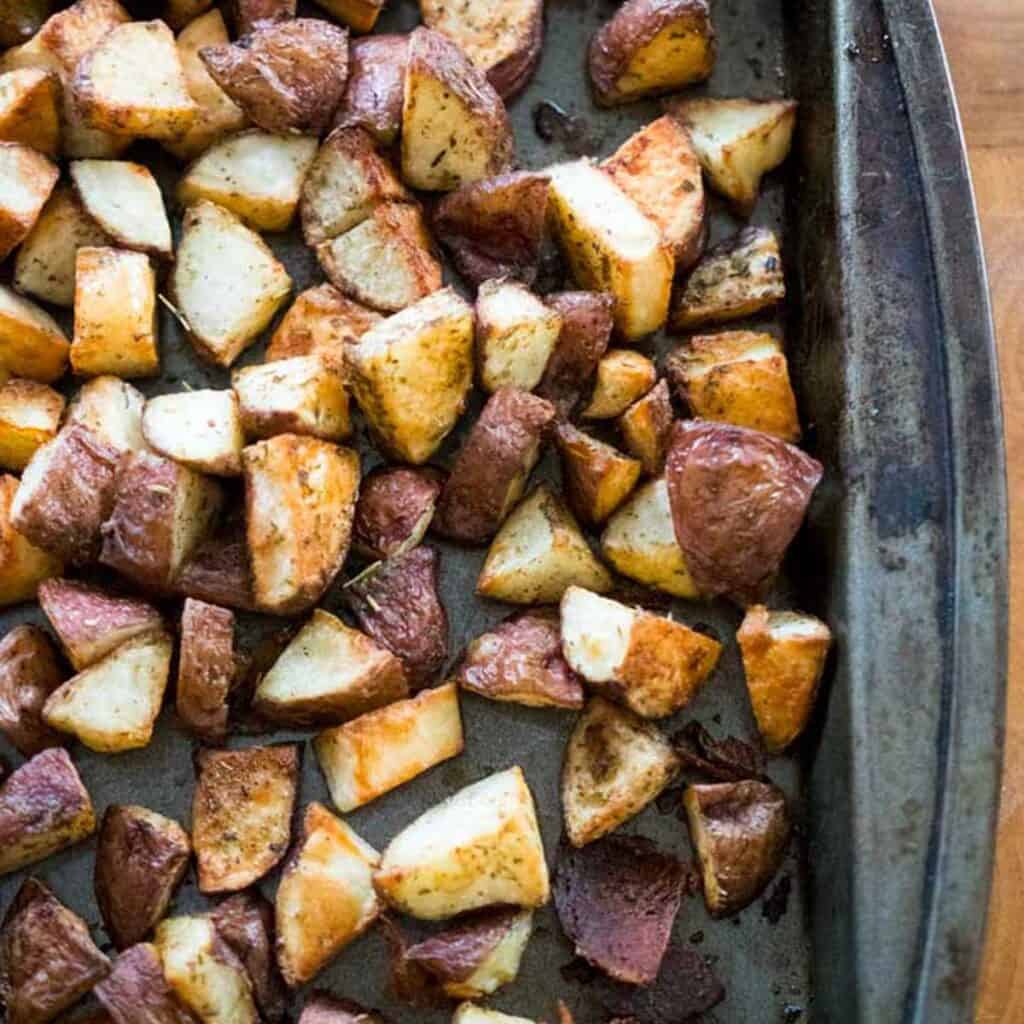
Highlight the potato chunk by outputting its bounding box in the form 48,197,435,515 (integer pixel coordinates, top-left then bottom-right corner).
312,0,383,32
0,624,64,756
560,586,721,718
143,389,245,476
0,141,58,261
0,68,60,156
176,516,257,612
65,376,146,454
228,0,295,34
269,285,380,363
618,377,672,475
555,422,641,526
95,942,196,1024
0,284,70,382
0,378,65,471
0,474,62,608
334,34,408,146
176,598,234,745
299,994,385,1024
454,1006,535,1024
352,465,443,560
581,350,656,420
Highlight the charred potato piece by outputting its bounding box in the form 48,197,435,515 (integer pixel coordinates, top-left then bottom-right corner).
352,466,444,560
95,942,197,1024
176,598,234,745
65,376,145,455
0,625,64,756
618,377,672,476
684,779,790,916
0,142,58,262
562,696,679,846
176,517,258,612
0,68,61,156
300,993,385,1024
143,389,245,477
268,284,381,362
555,423,641,527
95,805,192,950
0,378,65,472
229,0,295,34
0,474,62,608
581,350,656,420
375,766,549,919
334,35,408,145
0,283,70,382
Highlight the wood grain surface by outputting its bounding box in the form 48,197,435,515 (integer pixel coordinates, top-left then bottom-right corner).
931,2,1024,1020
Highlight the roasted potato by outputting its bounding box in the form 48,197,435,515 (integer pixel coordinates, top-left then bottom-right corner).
334,34,408,145
178,130,318,232
276,802,381,986
0,283,70,382
352,465,444,560
617,377,672,475
589,0,715,106
375,766,549,919
401,27,513,192
165,0,215,30
254,608,407,726
664,419,823,603
435,388,556,544
268,284,381,362
683,779,790,916
95,942,197,1024
738,605,832,752
0,68,60,156
243,435,360,614
581,350,656,420
562,697,678,847
65,376,146,455
0,474,62,608
477,485,613,604
192,743,300,893
556,423,641,526
0,0,51,48
0,142,58,262
42,631,174,753
348,287,474,464
229,0,295,34
200,19,350,136
453,1007,535,1024
0,624,64,756
666,97,798,216
176,516,258,612
171,199,292,369
176,598,234,745
560,586,721,718
94,805,192,950
0,378,65,471
0,747,95,875
142,389,245,477
300,993,385,1024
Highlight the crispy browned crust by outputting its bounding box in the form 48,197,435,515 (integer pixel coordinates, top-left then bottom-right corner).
176,518,258,613
618,378,673,476
176,598,234,745
0,70,61,157
405,906,522,982
300,992,385,1024
0,624,64,756
0,142,58,262
268,285,381,363
485,6,544,100
333,34,408,144
95,943,198,1024
555,422,642,526
229,0,295,35
352,465,445,560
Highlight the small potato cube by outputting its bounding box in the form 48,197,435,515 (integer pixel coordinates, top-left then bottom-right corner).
0,474,62,607
0,377,65,471
0,141,58,261
72,247,160,379
618,377,672,475
267,285,381,363
475,280,562,393
0,68,61,156
581,349,656,420
666,331,800,441
192,744,300,893
314,0,385,33
352,465,444,560
300,993,385,1024
0,624,64,756
315,682,464,813
555,422,642,526
738,605,832,752
335,34,408,146
229,0,296,34
176,517,258,612
477,485,613,605
65,376,146,455
0,283,69,383
560,586,721,719
276,803,380,987
142,389,245,476
95,942,195,1024
176,597,234,745
42,631,173,753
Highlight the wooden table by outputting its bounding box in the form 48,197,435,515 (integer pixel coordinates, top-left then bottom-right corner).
932,2,1024,1020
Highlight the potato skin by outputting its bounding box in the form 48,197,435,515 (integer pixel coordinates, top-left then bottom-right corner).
176,598,233,745
0,624,64,756
176,518,258,613
229,0,295,34
536,292,614,415
300,993,383,1024
95,943,198,1024
333,34,408,145
404,905,523,985
352,465,444,560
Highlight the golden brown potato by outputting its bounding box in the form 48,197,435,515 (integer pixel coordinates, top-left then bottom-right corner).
267,284,381,363
0,141,58,261
453,1006,535,1024
0,624,64,756
164,0,215,30
94,942,197,1024
618,376,672,476
334,34,408,145
0,377,64,472
142,389,245,477
312,0,383,33
229,0,295,34
0,474,62,608
0,285,70,383
581,350,656,420
555,422,642,527
352,465,443,560
176,516,258,612
192,744,300,893
589,0,715,106
0,68,60,156
176,598,234,745
94,805,192,950
65,376,146,455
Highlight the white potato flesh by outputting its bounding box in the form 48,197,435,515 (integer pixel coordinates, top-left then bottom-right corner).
476,280,561,393
453,1004,536,1024
0,282,70,382
65,376,146,454
448,910,533,997
142,389,243,476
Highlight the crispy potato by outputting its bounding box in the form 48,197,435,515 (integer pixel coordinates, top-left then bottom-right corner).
334,35,408,145
38,577,163,671
0,285,69,384
0,475,62,607
300,993,384,1024
143,389,245,476
560,586,721,718
555,423,641,526
562,696,678,846
176,516,257,612
315,682,464,813
0,747,95,874
0,879,110,1023
664,420,823,603
475,281,562,394
477,485,612,604
589,0,715,106
618,377,672,475
192,744,300,893
313,0,383,33
178,130,318,233
348,287,474,464
72,246,159,379
200,19,350,136
172,200,292,368
738,605,831,753
229,0,295,34
0,624,64,756
352,465,443,560
99,450,223,591
243,435,360,614
0,0,51,47
600,477,699,599
0,68,60,156
375,766,549,919
455,608,584,710
268,285,381,362
176,598,234,745
666,97,797,216
94,805,192,950
401,27,513,192
684,779,789,916
95,942,197,1024
0,378,65,472
66,376,146,454
0,142,58,262
254,608,407,726
42,631,173,753
581,350,656,421
276,802,380,987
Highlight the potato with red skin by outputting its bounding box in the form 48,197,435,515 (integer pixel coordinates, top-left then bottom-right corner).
176,599,234,745
95,942,198,1024
352,466,444,561
333,35,408,145
176,518,258,613
665,420,823,604
300,994,385,1024
618,378,673,476
0,625,64,756
229,0,295,35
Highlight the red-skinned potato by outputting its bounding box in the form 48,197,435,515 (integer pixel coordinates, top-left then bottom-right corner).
618,377,673,476
352,466,444,560
0,625,64,756
95,942,198,1024
229,0,295,34
176,598,234,745
300,993,385,1024
176,516,258,613
333,35,408,145
64,376,145,457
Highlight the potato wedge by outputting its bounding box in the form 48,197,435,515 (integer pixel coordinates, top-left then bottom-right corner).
243,435,360,614
254,608,407,727
0,284,69,383
0,624,64,756
176,516,258,612
95,942,197,1024
0,377,65,471
300,993,384,1024
617,377,672,476
42,631,173,753
315,682,464,812
276,802,380,987
0,142,58,262
0,474,62,607
375,765,549,919
143,389,245,476
555,422,642,526
666,97,798,216
94,805,192,950
229,0,296,34
738,605,832,753
192,744,300,893
177,598,234,745
172,200,292,368
65,376,146,455
560,586,721,718
72,246,160,379
348,287,474,464
268,285,380,363
477,485,612,604
0,68,60,156
334,34,408,145
178,130,318,233
401,27,513,192
581,350,656,421
453,1006,535,1024
352,465,443,560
